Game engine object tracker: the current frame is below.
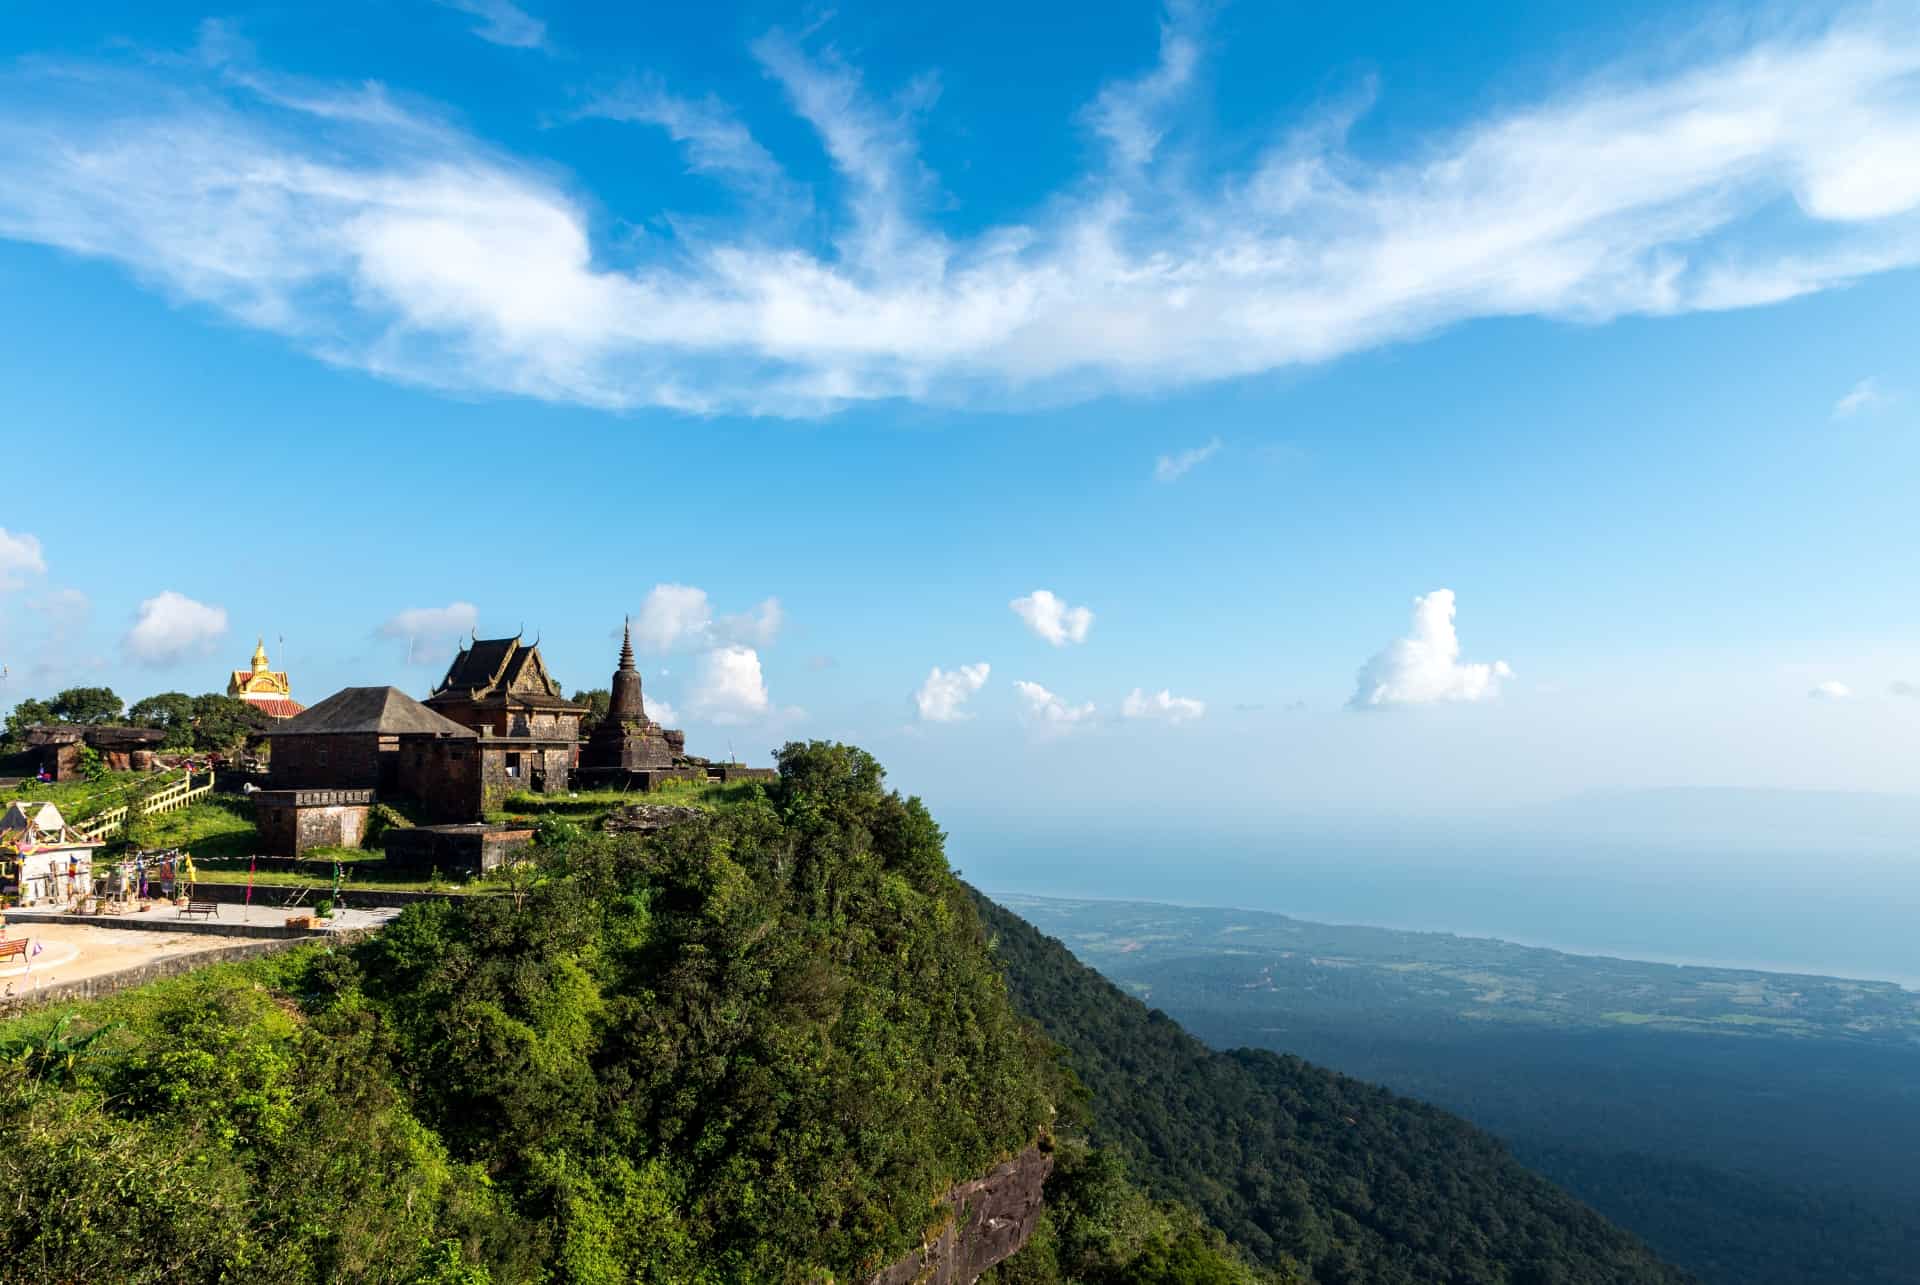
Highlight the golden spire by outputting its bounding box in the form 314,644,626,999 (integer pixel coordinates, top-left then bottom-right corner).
252,636,271,674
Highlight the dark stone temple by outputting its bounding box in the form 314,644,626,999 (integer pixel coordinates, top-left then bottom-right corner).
577,620,688,789
255,686,480,854
425,634,586,807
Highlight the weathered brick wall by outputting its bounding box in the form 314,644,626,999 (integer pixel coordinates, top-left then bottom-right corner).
269,734,383,789
398,739,484,822
382,826,533,875
254,797,371,855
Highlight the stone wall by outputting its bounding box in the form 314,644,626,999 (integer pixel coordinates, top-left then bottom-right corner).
0,931,371,1017
253,789,374,856
269,734,385,789
398,738,484,822
382,825,533,875
869,1146,1053,1285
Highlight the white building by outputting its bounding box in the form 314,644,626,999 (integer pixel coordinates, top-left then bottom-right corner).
0,801,102,907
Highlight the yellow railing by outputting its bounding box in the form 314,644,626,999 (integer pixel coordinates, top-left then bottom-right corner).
77,806,129,842
142,775,213,817
74,771,216,841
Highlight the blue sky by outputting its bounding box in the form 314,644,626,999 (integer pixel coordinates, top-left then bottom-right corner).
2,0,1919,824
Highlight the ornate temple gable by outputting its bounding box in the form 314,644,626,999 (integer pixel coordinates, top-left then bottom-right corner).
504,643,566,700
431,634,579,710
230,637,293,698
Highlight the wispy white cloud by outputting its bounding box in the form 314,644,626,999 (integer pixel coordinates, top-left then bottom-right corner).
124,590,228,665
1890,679,1918,698
915,662,991,722
1809,678,1853,700
2,12,1919,414
1832,376,1891,418
1350,589,1511,709
377,601,480,663
1083,1,1202,169
1014,679,1096,732
1121,687,1206,723
580,82,794,203
436,0,546,50
1154,436,1221,482
0,528,46,591
1011,589,1094,647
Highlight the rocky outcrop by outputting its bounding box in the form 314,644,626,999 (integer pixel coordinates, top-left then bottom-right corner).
869,1146,1053,1285
600,804,706,834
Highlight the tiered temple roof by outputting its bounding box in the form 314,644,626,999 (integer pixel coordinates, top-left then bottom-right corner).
429,634,585,713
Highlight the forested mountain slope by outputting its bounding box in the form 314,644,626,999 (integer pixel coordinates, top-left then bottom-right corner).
0,743,1254,1283
974,892,1692,1285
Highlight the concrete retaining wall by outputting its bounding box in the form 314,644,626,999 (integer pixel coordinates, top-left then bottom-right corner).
0,930,375,1017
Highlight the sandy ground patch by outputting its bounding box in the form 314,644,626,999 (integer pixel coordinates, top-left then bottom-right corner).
0,922,236,995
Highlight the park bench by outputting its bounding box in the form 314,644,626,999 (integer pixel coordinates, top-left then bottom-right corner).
180,901,220,920
0,939,27,963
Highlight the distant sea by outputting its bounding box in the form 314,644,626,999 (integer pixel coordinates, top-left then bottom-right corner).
949,818,1920,990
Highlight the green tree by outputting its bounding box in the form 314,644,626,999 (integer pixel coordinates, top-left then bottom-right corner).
49,686,123,725
188,693,270,753
2,697,54,747
570,688,610,734
128,692,197,748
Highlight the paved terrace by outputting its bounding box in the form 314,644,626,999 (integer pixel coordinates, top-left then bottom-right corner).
0,904,399,999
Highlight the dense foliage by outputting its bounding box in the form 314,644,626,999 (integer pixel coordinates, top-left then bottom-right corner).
0,743,1061,1282
973,893,1692,1285
983,1138,1285,1285
2,685,269,753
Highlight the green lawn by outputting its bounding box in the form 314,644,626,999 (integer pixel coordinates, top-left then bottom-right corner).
0,769,188,822
125,799,257,860
192,866,483,893
490,777,765,827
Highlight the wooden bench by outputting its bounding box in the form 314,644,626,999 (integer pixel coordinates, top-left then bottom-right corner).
0,939,27,963
179,901,220,920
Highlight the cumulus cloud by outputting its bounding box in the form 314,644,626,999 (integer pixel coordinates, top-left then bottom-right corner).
719,597,784,648
436,0,546,50
686,644,772,724
3,13,1919,414
1350,589,1512,709
633,584,782,651
0,528,46,590
633,584,714,651
377,601,480,663
1122,687,1206,723
124,590,229,665
1809,679,1853,700
1011,590,1094,647
915,662,991,722
1832,377,1890,418
1154,437,1221,482
646,695,680,726
1014,679,1096,732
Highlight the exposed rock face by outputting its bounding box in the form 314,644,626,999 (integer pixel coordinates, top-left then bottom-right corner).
601,804,706,834
869,1146,1053,1285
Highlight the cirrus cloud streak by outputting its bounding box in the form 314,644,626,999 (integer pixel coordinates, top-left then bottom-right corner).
1,14,1919,414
